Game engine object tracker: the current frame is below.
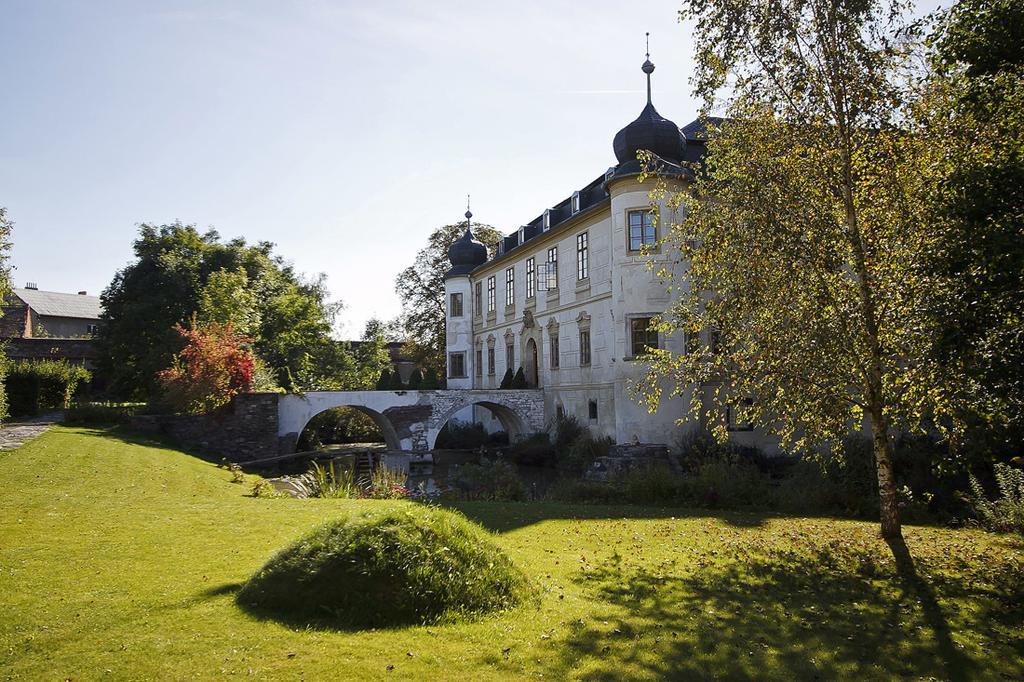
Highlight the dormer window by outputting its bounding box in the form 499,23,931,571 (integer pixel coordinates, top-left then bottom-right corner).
518,226,525,245
497,241,504,256
542,209,551,231
604,166,615,182
571,191,581,214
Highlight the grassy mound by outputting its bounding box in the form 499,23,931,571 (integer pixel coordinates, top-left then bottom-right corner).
237,505,532,628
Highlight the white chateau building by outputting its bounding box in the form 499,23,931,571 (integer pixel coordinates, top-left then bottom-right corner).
443,55,774,453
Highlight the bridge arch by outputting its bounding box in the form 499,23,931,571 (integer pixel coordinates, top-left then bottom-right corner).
294,404,402,452
427,400,530,450
425,390,546,451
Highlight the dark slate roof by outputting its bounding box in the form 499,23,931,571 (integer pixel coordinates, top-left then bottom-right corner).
14,288,102,320
475,117,709,269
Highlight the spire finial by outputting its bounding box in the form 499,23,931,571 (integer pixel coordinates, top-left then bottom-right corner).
641,32,655,105
464,194,472,227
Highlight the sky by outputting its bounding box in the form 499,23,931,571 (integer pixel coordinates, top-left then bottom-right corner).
1,0,944,338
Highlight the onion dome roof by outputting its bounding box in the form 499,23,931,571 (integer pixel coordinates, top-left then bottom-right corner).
612,54,686,165
446,209,488,277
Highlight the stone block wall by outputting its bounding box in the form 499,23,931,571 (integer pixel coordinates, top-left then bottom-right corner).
129,393,280,462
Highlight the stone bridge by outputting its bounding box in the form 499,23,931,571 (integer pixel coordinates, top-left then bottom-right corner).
278,389,546,453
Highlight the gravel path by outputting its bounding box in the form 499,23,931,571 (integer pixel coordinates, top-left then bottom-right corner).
0,413,61,450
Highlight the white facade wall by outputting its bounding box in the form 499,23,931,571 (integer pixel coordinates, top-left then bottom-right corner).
445,176,779,453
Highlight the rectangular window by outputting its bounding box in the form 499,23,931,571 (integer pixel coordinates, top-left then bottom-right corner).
448,352,466,378
505,268,515,307
727,398,754,431
87,324,100,336
449,292,463,317
474,282,482,317
710,328,723,355
506,344,515,371
526,257,535,298
543,209,551,231
630,317,658,356
588,400,598,420
579,330,591,366
487,276,496,312
546,247,558,290
684,329,700,355
571,191,581,214
487,348,495,375
576,232,589,280
550,334,560,369
475,349,483,377
628,209,657,251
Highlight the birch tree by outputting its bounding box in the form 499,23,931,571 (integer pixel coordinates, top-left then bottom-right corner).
640,0,932,540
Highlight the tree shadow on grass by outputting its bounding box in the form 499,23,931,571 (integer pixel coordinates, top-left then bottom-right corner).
534,534,1022,681
447,500,774,534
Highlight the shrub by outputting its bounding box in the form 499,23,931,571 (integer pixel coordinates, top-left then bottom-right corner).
506,432,554,467
970,463,1024,534
387,370,405,390
560,432,613,474
237,507,533,627
64,402,138,425
249,479,281,498
375,369,391,390
620,464,689,505
407,368,424,389
434,420,490,450
0,353,8,422
552,413,584,452
368,461,409,499
499,368,513,389
545,478,621,504
421,368,439,389
447,459,527,501
5,360,91,417
511,367,527,388
156,321,255,414
687,459,774,508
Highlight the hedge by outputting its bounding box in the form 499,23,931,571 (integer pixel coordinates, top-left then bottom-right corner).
5,360,91,417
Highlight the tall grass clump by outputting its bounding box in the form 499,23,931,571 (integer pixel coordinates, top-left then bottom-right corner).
237,506,533,627
368,461,408,499
293,460,360,499
970,463,1024,534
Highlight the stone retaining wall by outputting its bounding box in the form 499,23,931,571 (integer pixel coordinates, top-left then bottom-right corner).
129,393,281,462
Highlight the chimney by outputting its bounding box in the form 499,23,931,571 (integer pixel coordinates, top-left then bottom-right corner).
78,291,87,296
25,282,38,290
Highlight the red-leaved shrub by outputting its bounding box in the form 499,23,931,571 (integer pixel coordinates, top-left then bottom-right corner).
157,321,256,414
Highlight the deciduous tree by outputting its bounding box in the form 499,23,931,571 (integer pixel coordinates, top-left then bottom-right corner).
641,0,931,540
98,223,341,398
395,222,501,375
916,0,1024,456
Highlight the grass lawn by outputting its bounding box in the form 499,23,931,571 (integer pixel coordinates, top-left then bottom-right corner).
1,427,1021,680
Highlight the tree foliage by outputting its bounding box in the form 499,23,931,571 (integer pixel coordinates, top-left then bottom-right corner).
642,0,930,539
917,0,1024,454
0,207,14,421
98,223,342,399
394,222,502,375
